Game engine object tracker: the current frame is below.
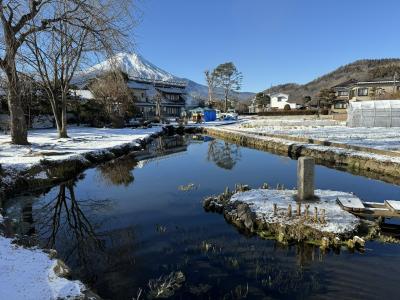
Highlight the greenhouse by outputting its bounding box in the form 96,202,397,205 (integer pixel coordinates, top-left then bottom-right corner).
347,100,400,127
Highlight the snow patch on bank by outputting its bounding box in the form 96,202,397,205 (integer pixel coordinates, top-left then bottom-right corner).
210,126,400,164
231,117,400,152
0,236,85,300
0,212,85,300
230,189,360,234
0,126,162,187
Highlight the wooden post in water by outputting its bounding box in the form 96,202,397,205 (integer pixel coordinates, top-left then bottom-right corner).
288,204,292,217
296,203,301,216
297,157,315,201
273,203,277,216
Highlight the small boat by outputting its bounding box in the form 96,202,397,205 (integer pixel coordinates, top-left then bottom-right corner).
337,197,400,218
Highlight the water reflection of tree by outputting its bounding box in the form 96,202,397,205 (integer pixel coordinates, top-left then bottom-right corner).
207,140,241,170
37,181,109,246
33,180,140,292
97,155,137,186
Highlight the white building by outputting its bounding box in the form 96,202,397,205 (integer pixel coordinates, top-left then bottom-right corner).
270,93,300,110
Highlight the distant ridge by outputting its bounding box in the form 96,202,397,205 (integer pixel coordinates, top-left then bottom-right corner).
263,58,400,100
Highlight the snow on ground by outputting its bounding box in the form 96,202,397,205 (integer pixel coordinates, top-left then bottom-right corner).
186,120,239,127
0,236,85,300
0,126,162,173
231,189,360,234
227,116,400,152
0,213,85,300
211,125,400,164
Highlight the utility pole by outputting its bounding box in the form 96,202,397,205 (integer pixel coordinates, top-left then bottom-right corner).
394,72,398,94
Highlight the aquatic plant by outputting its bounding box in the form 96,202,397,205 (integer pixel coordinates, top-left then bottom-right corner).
178,183,199,192
147,271,185,299
156,224,167,234
132,288,143,300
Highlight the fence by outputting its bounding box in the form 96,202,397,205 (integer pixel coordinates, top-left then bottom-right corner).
347,100,400,127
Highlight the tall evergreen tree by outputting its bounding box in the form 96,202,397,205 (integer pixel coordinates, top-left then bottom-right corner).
213,62,242,112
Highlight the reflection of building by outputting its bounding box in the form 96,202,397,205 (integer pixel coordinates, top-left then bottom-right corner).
135,136,188,168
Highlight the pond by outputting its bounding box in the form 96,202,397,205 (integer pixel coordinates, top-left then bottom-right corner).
5,135,400,299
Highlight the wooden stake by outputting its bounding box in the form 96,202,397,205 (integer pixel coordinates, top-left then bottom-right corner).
305,204,310,220
273,203,277,216
320,209,326,223
224,186,229,196
296,202,301,216
314,207,318,223
288,204,292,217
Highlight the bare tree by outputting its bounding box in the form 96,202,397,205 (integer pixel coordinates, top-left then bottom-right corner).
204,69,216,106
0,0,136,143
0,0,84,144
26,22,86,137
24,0,136,138
90,70,134,127
213,62,243,112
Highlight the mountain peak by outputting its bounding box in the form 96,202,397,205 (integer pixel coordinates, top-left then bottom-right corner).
82,52,177,82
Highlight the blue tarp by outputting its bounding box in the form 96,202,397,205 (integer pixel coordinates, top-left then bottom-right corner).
204,109,217,122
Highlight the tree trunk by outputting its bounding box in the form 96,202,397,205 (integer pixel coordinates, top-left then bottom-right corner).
224,92,228,112
48,95,63,138
5,67,28,145
59,92,69,138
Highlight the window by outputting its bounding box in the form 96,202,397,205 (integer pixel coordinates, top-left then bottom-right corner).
277,97,284,102
165,94,179,101
337,91,349,96
358,88,368,96
334,102,348,109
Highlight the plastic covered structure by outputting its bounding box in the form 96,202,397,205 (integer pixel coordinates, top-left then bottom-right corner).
347,100,400,127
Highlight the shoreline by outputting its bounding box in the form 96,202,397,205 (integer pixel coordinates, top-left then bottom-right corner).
0,126,166,300
0,126,203,204
0,125,201,300
204,126,400,185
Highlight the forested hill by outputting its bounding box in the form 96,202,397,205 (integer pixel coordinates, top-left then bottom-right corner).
263,59,400,100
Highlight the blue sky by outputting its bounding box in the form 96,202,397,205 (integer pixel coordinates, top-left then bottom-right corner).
134,0,400,92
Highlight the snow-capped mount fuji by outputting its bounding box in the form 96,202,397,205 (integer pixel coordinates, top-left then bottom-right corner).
79,52,177,82
76,52,254,105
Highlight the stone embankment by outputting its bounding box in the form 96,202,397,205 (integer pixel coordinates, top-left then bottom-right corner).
204,127,400,185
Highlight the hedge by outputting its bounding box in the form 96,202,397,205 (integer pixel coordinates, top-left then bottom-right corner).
257,110,321,116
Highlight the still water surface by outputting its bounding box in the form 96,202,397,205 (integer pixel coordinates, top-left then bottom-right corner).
5,135,400,299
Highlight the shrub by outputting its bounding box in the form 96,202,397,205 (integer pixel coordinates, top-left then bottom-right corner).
320,109,329,115
258,110,318,116
283,104,291,111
